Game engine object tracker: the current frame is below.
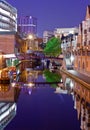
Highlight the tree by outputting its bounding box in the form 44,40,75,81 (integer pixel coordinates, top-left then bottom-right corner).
44,37,62,57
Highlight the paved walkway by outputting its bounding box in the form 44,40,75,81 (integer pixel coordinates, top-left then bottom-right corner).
61,69,90,88
67,70,90,84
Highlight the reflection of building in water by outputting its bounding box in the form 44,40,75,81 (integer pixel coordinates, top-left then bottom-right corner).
0,84,10,92
0,102,16,130
0,84,20,129
55,86,68,94
17,61,39,72
0,84,21,102
61,73,90,130
60,72,74,94
19,69,42,83
73,83,90,130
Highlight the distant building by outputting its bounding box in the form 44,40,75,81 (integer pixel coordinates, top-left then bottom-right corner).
54,27,78,38
60,27,78,69
43,31,54,43
15,33,43,57
18,16,37,37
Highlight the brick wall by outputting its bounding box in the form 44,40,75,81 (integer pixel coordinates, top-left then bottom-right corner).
0,35,15,54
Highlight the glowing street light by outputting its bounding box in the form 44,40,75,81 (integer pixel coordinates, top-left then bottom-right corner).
28,34,34,40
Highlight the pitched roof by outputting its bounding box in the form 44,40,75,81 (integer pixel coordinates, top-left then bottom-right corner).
85,5,90,20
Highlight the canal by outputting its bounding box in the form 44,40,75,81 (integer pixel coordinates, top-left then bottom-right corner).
0,61,89,130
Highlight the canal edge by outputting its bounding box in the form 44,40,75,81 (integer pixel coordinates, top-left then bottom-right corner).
61,69,90,90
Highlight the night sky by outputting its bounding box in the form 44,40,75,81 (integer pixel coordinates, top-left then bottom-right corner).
6,0,90,37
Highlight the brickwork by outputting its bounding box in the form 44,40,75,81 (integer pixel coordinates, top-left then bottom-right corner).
0,35,15,54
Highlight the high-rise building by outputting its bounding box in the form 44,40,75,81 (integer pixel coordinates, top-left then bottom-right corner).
0,102,16,130
0,0,17,68
18,16,37,36
0,0,17,54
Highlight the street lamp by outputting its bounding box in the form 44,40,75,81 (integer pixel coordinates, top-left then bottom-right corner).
28,34,34,40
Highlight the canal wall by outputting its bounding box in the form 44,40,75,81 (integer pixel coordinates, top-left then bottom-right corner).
61,69,90,90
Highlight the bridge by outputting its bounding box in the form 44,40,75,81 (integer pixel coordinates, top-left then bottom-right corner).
16,53,63,60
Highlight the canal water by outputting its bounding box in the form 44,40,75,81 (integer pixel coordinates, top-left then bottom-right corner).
1,62,89,130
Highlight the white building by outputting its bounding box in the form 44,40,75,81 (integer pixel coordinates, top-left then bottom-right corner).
54,27,78,38
43,30,54,43
60,27,78,70
0,103,16,129
0,0,17,32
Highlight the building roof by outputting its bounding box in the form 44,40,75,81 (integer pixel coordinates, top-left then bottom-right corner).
85,5,90,20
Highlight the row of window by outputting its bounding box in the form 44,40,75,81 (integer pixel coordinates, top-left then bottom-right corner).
84,41,90,46
74,51,90,56
0,14,10,22
0,1,17,13
0,21,16,31
0,8,16,22
84,28,90,34
0,2,11,12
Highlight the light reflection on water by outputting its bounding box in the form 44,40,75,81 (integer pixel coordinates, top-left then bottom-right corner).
0,66,90,130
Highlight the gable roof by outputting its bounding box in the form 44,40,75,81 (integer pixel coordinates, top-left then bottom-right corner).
85,5,90,20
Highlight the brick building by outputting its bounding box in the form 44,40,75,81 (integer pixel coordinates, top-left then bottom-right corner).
0,32,15,54
74,5,90,75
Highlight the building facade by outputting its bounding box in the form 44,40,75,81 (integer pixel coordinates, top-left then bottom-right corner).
54,27,78,38
74,5,90,75
0,0,17,69
61,73,90,130
18,16,37,36
61,27,78,69
0,0,17,32
0,102,16,129
0,0,17,54
43,30,54,43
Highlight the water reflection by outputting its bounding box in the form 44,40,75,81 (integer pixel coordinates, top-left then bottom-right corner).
0,84,21,130
62,73,90,130
0,102,16,130
3,61,90,130
17,64,90,129
43,69,62,87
